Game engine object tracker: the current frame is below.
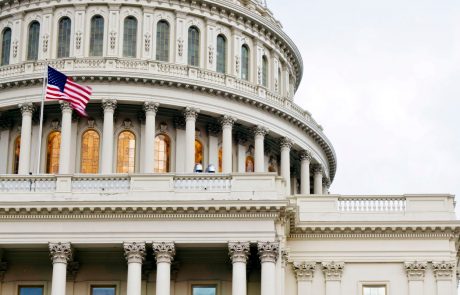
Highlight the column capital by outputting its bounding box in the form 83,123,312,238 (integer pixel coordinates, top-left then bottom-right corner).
432,261,456,280
321,262,344,281
279,137,293,149
228,242,250,264
102,99,117,112
153,242,176,264
322,177,331,187
220,115,237,128
143,101,159,114
184,107,200,121
404,261,427,281
60,101,73,113
123,242,146,264
293,262,316,281
257,241,279,263
253,125,269,137
18,102,35,116
49,242,72,264
299,150,312,162
313,164,323,175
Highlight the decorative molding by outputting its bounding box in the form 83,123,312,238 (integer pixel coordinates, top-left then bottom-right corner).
433,261,456,281
123,242,146,264
60,101,73,113
228,241,250,264
183,107,200,121
143,101,159,114
235,55,240,73
208,45,214,64
292,261,316,281
144,32,151,52
18,103,35,116
322,177,330,187
12,40,18,57
299,150,312,162
220,115,237,128
102,99,117,112
42,34,49,52
252,125,269,137
313,164,323,175
109,31,117,49
75,31,82,49
153,242,176,264
87,119,96,128
404,261,427,281
122,119,133,129
257,241,279,263
177,38,184,57
322,261,344,281
49,242,72,264
279,137,293,149
50,119,61,131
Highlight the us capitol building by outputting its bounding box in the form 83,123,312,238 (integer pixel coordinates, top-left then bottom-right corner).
0,0,458,295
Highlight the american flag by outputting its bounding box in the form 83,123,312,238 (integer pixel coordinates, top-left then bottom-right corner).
46,66,92,116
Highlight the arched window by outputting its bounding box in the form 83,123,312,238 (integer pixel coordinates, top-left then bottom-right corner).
262,55,268,87
89,15,104,57
12,136,20,174
278,66,282,94
1,28,11,66
123,16,137,58
27,22,40,61
117,131,136,173
195,139,203,165
57,17,71,58
80,130,100,173
46,131,61,174
156,20,170,62
188,26,200,66
216,35,226,74
154,134,171,173
245,155,254,172
241,45,250,81
218,147,223,173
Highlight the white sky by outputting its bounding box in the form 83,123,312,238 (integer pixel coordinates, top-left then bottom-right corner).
270,1,460,204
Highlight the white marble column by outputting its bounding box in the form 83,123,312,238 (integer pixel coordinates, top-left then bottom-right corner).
101,99,117,174
220,116,236,173
18,103,34,175
405,262,426,295
280,137,293,195
124,242,146,295
433,261,455,295
229,242,250,295
293,262,316,295
322,262,344,295
0,127,10,174
253,126,268,173
313,165,323,195
236,133,247,173
143,102,159,173
153,242,176,295
49,242,72,295
299,150,312,195
58,102,72,174
184,107,199,173
207,124,220,170
258,242,279,295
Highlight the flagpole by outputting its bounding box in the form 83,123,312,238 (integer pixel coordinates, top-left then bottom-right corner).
36,61,48,175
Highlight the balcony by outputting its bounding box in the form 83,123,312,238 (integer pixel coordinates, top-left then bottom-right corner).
0,173,285,202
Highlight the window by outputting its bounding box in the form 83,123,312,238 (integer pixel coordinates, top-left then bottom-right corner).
19,286,44,295
1,27,11,66
46,131,61,174
363,286,386,295
90,15,104,57
262,55,268,87
80,130,100,173
57,17,71,58
156,20,170,62
195,139,203,165
188,26,200,66
216,35,226,73
154,134,170,173
27,21,40,61
245,155,254,172
123,16,137,58
241,45,249,81
218,147,222,173
91,286,116,295
117,131,136,173
192,285,217,295
12,136,20,174
278,66,282,94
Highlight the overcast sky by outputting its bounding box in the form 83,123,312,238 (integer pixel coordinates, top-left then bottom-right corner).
270,1,460,208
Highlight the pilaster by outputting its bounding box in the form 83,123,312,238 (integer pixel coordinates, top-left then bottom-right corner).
322,262,344,295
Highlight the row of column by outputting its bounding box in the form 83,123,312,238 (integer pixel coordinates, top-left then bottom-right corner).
48,241,280,295
16,100,330,194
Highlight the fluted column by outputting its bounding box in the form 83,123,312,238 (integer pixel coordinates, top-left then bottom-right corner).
18,103,35,175
280,137,293,195
143,102,159,173
313,165,323,195
405,262,426,295
220,116,236,173
322,262,344,295
293,262,316,295
124,242,146,295
229,242,250,295
258,242,279,295
101,99,117,174
49,242,72,295
184,107,199,173
153,242,176,295
299,150,312,195
253,126,268,173
58,102,72,174
433,261,455,295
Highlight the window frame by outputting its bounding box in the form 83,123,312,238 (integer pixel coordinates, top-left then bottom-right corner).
154,133,171,173
189,281,220,295
90,285,117,295
188,26,200,67
46,131,61,174
27,21,40,61
57,17,72,58
89,15,105,57
241,44,250,81
262,55,268,87
80,129,101,174
116,130,137,174
123,16,138,58
216,34,227,74
17,284,46,295
156,20,170,62
359,282,389,295
1,27,12,66
12,135,20,174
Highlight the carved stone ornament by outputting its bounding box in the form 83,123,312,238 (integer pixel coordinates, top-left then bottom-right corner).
220,115,236,128
49,242,72,264
143,101,159,114
177,38,184,57
110,31,117,50
433,261,456,280
257,241,279,263
253,125,269,137
153,242,176,264
322,177,331,187
228,242,250,264
123,242,146,264
87,119,96,128
235,55,240,73
322,262,344,281
42,34,49,52
404,261,427,281
299,150,312,162
102,99,117,112
144,32,151,52
274,78,279,92
12,40,18,58
60,101,73,113
313,164,323,175
159,122,168,133
183,107,200,121
293,262,316,281
280,137,293,149
257,66,262,84
208,45,214,64
122,119,133,129
50,119,61,131
19,103,35,116
75,31,82,50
